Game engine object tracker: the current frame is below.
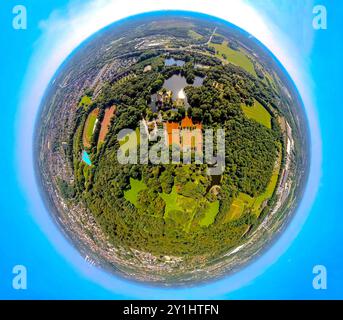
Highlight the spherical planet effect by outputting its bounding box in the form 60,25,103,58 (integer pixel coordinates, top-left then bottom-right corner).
35,12,310,285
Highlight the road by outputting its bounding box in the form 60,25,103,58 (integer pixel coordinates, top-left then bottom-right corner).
207,27,218,45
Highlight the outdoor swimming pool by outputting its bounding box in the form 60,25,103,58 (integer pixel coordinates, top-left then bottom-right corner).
82,150,92,166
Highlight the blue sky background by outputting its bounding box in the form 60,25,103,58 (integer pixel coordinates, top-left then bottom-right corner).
0,0,342,299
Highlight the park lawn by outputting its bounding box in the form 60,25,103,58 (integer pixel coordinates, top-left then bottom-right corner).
225,200,244,221
188,29,203,40
160,186,184,216
79,95,92,109
225,193,254,222
160,186,196,231
199,200,220,227
161,186,220,230
210,40,257,77
83,108,99,148
124,178,147,207
241,99,272,129
160,186,196,218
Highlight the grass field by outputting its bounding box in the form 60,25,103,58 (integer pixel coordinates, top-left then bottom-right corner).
199,201,220,227
241,100,272,129
210,40,257,76
225,145,282,222
83,108,99,148
79,95,92,109
160,186,196,231
225,193,254,222
125,177,221,229
160,186,194,218
160,186,220,230
124,178,147,207
188,29,203,40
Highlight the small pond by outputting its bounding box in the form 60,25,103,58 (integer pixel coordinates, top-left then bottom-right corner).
164,58,186,67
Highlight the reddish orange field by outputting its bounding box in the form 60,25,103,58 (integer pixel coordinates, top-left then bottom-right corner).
98,106,116,145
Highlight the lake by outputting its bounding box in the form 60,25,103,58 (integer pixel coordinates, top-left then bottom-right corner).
152,74,204,110
150,74,204,111
165,58,186,67
164,74,204,105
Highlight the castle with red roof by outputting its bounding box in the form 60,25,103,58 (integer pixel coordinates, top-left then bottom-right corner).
164,116,203,152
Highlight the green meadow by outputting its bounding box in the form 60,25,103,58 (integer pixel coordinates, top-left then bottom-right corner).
241,100,272,129
79,95,92,109
225,192,253,222
124,178,148,207
83,109,98,147
199,200,220,227
86,113,97,140
188,29,203,40
160,186,197,231
160,186,220,230
210,40,257,77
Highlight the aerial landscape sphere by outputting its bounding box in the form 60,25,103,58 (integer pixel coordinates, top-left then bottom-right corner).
35,12,309,285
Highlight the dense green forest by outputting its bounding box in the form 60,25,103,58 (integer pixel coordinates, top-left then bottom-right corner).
66,52,282,258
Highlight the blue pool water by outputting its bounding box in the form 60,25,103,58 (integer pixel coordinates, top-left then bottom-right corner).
82,150,92,166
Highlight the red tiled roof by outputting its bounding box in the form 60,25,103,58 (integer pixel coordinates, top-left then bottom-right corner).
181,116,193,128
165,121,179,134
164,117,203,147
